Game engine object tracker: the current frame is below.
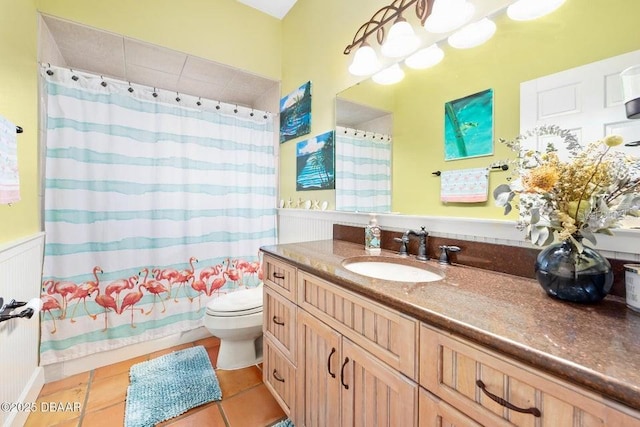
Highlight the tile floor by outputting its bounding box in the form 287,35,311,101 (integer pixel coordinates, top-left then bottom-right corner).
25,336,286,427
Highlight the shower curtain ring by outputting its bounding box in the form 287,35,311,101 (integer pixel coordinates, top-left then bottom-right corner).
100,76,107,87
234,105,238,114
128,82,134,93
196,97,202,106
250,109,254,117
71,69,79,81
152,88,158,98
175,92,181,102
216,102,221,110
46,63,54,76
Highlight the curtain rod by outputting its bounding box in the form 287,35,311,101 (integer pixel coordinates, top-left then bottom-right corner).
40,63,273,119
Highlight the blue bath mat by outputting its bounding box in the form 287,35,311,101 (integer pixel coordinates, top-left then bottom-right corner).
272,419,295,427
124,345,222,427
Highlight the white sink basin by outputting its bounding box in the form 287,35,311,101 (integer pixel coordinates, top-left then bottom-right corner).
342,257,443,283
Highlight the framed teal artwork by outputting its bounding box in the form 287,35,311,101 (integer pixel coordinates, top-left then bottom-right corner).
444,88,494,161
280,81,312,143
296,130,335,191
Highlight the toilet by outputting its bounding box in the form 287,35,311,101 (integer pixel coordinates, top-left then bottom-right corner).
204,285,264,370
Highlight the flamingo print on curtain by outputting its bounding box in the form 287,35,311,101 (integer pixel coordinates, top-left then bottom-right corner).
335,125,392,213
39,66,276,365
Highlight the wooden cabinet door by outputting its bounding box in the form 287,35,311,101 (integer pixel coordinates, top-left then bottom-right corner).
296,310,342,427
341,337,418,427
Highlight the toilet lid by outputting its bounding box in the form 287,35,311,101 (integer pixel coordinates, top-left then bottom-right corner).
206,286,263,316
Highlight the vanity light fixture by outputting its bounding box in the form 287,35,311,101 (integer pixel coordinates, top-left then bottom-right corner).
381,18,421,58
405,44,444,69
344,0,430,76
424,0,475,34
372,63,405,85
448,18,496,49
507,0,566,21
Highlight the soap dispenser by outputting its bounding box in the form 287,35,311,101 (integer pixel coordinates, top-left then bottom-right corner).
365,214,381,255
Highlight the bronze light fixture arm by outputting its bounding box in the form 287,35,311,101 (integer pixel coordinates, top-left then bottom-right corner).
343,0,434,55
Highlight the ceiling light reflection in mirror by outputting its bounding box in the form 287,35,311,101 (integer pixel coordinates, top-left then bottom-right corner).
448,18,497,49
345,0,568,81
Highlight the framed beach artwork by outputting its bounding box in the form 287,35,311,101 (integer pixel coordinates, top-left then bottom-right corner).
296,130,335,191
280,81,312,143
444,88,494,161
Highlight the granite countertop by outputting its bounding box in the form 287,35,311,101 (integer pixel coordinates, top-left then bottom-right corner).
261,239,640,411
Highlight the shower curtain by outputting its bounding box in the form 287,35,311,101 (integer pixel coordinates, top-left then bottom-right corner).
335,126,392,213
40,66,276,364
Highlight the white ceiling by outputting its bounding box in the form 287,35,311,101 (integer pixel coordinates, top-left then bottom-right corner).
40,15,280,111
236,0,298,19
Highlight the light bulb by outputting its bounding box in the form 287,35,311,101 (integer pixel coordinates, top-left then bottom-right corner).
507,0,566,21
448,18,496,49
348,44,381,76
381,20,420,58
424,0,475,34
405,44,444,69
372,64,405,85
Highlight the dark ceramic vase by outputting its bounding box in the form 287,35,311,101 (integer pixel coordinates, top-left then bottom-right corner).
535,235,613,304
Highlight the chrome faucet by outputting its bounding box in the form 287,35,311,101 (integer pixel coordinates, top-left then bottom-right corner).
408,227,429,261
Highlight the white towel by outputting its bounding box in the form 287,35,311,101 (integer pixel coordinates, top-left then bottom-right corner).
440,167,488,203
0,115,20,204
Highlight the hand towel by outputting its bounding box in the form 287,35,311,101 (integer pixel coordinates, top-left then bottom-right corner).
0,115,20,204
440,167,488,203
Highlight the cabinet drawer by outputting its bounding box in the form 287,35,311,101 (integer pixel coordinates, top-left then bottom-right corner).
263,285,296,362
298,271,418,380
263,254,297,301
420,324,640,427
264,335,296,417
419,387,481,427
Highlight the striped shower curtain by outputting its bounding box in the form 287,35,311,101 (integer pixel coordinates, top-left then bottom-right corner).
335,126,392,213
40,66,276,364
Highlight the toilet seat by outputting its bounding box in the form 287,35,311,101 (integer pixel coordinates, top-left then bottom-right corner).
206,286,263,317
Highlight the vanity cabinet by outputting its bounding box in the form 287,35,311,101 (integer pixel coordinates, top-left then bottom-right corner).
296,270,419,426
261,252,640,427
420,324,640,426
262,255,298,418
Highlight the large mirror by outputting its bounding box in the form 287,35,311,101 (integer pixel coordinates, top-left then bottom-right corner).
334,1,640,228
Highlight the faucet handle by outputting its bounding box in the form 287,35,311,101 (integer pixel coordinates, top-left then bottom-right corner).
438,245,461,265
394,236,409,257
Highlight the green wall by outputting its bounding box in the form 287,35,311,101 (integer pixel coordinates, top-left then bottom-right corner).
280,0,640,217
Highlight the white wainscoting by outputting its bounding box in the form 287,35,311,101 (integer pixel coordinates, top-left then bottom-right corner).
0,233,45,427
277,209,640,261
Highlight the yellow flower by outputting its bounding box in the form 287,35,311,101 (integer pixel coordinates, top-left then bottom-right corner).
603,135,623,147
522,165,559,192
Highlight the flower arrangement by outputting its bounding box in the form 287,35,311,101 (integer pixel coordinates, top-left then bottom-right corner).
494,125,640,249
